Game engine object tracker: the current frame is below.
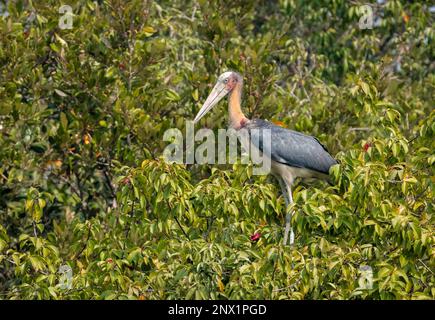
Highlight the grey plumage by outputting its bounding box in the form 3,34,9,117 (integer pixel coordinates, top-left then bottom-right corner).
245,119,337,175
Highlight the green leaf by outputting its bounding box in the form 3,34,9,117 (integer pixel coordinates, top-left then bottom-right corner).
60,112,68,129
54,89,68,97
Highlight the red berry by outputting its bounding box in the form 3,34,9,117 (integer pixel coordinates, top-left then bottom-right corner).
363,142,371,152
250,233,261,242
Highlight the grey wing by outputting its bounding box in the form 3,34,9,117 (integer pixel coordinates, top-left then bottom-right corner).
246,119,337,174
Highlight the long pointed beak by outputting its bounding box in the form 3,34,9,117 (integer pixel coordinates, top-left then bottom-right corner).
193,82,229,124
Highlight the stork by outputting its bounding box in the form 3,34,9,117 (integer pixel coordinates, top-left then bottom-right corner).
193,71,337,245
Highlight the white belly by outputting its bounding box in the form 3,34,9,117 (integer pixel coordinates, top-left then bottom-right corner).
270,159,329,185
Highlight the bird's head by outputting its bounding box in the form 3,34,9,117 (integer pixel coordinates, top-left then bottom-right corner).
193,71,242,124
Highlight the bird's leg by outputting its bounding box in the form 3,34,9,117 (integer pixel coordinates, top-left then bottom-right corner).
278,178,294,246
282,182,294,246
278,177,289,207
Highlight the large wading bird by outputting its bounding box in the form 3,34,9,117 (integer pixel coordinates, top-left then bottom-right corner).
193,71,337,245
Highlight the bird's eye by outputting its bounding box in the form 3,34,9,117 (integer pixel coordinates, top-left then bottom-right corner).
224,78,229,83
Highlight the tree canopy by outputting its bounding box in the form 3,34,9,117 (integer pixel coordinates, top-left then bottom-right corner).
0,0,434,299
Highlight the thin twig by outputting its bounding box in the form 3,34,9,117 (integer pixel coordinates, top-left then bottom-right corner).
174,216,189,239
348,127,372,132
418,259,434,276
32,221,38,237
202,216,216,240
71,223,91,260
272,279,302,292
0,172,7,181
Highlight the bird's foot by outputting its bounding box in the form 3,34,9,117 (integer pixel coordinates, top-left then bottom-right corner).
283,213,294,246
289,228,295,245
283,227,295,246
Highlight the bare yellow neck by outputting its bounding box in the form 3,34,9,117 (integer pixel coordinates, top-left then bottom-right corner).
228,82,247,128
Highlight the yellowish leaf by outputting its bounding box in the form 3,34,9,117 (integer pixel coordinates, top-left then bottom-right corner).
217,278,225,292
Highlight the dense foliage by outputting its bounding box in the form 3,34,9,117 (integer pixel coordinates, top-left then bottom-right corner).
0,0,434,299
